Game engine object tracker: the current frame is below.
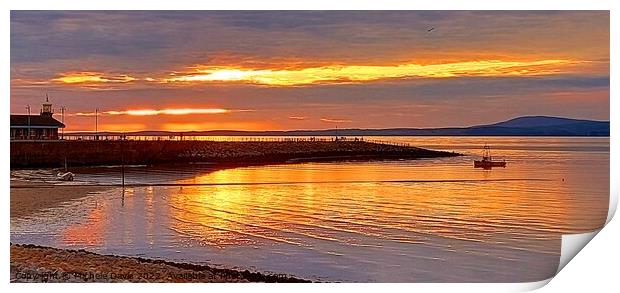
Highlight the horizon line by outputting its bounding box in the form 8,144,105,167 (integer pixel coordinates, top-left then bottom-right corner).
61,115,609,134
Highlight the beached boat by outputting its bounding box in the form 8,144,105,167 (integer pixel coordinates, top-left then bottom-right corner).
56,171,74,181
474,145,506,169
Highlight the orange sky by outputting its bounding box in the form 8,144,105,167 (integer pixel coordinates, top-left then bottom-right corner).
10,11,609,131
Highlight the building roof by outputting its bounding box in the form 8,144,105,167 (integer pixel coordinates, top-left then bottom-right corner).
10,114,65,128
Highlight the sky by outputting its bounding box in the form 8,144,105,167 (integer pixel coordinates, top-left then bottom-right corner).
10,11,609,132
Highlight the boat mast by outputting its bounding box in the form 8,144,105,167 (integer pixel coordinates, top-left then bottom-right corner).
483,144,491,161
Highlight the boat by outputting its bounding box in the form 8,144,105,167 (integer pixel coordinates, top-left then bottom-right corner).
56,171,74,181
474,145,506,169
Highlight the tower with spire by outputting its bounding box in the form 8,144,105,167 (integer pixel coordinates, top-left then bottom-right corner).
41,93,53,117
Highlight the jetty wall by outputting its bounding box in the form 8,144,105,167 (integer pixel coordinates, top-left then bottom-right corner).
10,140,458,168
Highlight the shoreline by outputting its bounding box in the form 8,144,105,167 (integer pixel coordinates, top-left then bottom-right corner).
10,244,309,283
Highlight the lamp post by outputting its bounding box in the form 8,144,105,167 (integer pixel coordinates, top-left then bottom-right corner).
120,133,125,206
26,105,31,140
95,108,99,140
121,132,125,189
60,106,66,140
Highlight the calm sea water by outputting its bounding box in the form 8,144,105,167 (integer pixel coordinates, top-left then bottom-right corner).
10,136,610,282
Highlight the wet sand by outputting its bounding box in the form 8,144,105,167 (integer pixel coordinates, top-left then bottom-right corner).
10,182,309,282
10,244,307,283
9,173,314,283
10,182,109,219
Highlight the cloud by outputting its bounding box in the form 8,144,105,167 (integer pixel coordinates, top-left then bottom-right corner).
9,60,597,91
52,72,136,84
288,116,307,120
35,59,584,89
320,118,352,123
11,11,609,74
162,59,576,86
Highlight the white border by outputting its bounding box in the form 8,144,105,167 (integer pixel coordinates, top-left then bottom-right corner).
0,0,614,10
2,1,617,293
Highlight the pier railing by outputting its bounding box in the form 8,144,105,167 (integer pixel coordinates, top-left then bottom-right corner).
365,139,411,147
19,134,411,147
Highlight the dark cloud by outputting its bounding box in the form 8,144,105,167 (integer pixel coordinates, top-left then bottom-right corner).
11,11,609,67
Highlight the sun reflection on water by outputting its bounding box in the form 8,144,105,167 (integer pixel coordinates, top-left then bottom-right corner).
11,137,609,282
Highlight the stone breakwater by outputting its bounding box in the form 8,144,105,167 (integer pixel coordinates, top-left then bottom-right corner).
10,244,308,283
11,140,460,168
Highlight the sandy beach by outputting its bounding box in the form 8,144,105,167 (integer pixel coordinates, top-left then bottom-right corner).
10,244,307,283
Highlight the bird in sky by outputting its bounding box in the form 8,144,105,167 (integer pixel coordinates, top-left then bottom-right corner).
427,27,435,32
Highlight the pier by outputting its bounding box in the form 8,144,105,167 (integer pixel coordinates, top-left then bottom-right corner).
10,139,459,168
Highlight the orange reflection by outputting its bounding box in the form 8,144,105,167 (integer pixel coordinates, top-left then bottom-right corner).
163,156,585,254
62,204,105,246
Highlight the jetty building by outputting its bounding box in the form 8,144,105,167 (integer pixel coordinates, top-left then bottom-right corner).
10,98,65,140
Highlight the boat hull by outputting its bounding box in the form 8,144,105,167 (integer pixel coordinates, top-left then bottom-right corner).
474,160,506,169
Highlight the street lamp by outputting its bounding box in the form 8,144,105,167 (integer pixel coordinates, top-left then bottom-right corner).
26,105,31,140
60,106,66,140
95,108,99,140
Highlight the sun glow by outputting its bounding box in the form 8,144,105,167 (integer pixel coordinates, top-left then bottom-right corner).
164,59,574,86
47,59,579,87
162,122,274,131
53,72,136,84
75,108,233,116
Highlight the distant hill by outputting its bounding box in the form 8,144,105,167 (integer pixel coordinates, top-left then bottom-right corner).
490,116,607,128
68,116,609,137
482,116,610,136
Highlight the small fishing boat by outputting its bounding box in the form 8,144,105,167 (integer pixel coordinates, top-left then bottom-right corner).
57,171,74,181
474,145,506,169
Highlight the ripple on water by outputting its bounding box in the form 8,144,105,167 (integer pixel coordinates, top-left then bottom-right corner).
10,137,609,282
